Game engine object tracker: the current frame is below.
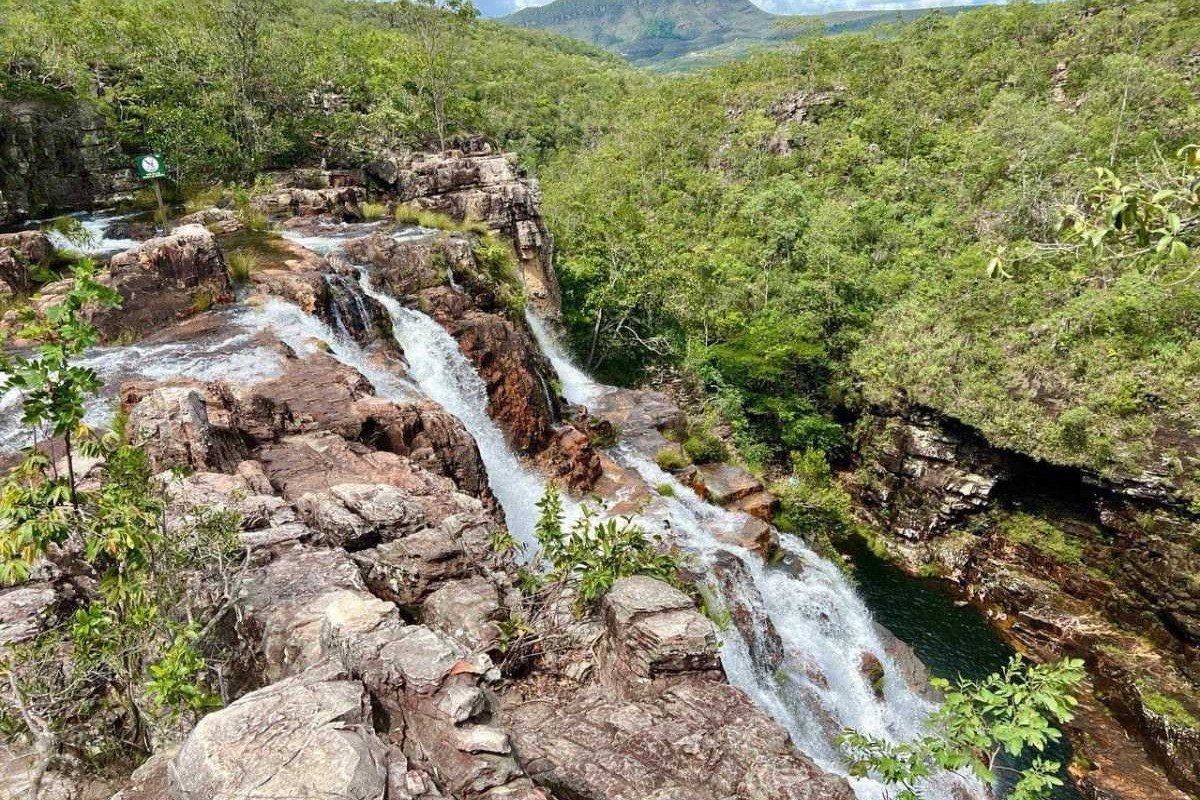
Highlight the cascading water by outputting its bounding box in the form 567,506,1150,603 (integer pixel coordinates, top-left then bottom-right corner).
356,269,551,550
38,211,142,256
279,225,560,550
0,316,284,453
524,313,980,800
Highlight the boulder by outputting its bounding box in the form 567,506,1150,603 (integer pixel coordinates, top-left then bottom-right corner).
365,147,560,317
176,207,243,235
235,545,382,681
422,576,501,652
62,224,233,340
0,230,53,290
252,185,364,221
509,678,855,800
126,384,248,473
596,576,722,698
169,663,392,800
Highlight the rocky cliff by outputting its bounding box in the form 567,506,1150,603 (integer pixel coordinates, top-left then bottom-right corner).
851,407,1200,799
366,141,561,320
0,97,134,227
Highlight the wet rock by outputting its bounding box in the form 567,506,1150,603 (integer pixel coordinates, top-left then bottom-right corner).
0,230,53,290
733,489,780,521
66,224,233,341
251,185,365,221
365,147,560,317
433,309,556,454
859,651,886,700
713,551,785,670
687,462,764,505
589,388,686,456
169,662,392,800
536,424,602,491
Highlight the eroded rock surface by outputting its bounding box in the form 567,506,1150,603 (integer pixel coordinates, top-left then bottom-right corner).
365,142,560,317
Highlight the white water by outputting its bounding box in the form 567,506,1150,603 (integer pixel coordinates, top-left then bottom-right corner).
357,270,550,550
279,225,557,551
525,313,979,800
40,211,141,256
0,318,282,452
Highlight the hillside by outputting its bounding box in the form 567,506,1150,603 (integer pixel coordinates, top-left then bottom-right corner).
504,0,983,69
506,0,790,68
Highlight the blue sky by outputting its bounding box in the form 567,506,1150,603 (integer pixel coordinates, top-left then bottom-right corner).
484,0,1002,18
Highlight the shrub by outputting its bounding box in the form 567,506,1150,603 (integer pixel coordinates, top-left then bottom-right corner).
840,656,1086,800
655,447,690,471
683,427,727,464
227,250,258,284
655,482,676,497
237,208,270,233
360,201,389,221
533,485,680,608
773,449,856,543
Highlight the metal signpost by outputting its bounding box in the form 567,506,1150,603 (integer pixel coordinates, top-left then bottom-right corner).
135,154,168,230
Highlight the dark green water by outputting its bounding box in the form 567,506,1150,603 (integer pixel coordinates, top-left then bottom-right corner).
842,536,1082,800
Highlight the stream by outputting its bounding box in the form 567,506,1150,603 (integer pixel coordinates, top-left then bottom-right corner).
2,215,1067,799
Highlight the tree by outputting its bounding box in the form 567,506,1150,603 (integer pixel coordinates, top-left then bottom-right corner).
0,260,119,516
399,0,479,153
0,268,236,798
839,656,1086,800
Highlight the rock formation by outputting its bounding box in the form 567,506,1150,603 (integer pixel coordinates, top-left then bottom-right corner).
0,97,134,227
365,141,560,319
851,406,1200,797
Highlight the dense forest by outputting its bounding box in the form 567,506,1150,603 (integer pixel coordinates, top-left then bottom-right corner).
7,0,1197,497
544,0,1200,494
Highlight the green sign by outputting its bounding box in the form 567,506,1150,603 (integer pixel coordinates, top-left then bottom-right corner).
135,153,166,179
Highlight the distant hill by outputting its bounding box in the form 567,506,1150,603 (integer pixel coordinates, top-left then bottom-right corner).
503,0,982,70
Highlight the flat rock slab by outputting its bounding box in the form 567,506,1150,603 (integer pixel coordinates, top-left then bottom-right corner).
509,679,855,800
170,663,391,800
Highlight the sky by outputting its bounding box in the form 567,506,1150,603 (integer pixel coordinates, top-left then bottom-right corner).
484,0,1002,17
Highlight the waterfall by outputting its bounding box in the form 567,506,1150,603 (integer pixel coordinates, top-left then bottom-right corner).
356,270,551,551
525,312,980,800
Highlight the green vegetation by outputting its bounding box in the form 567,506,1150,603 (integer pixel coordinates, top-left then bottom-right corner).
1,0,631,183
1140,686,1200,730
774,449,857,547
226,250,259,284
0,270,236,781
840,656,1086,800
655,447,690,472
530,484,680,608
995,513,1088,566
543,0,1200,502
